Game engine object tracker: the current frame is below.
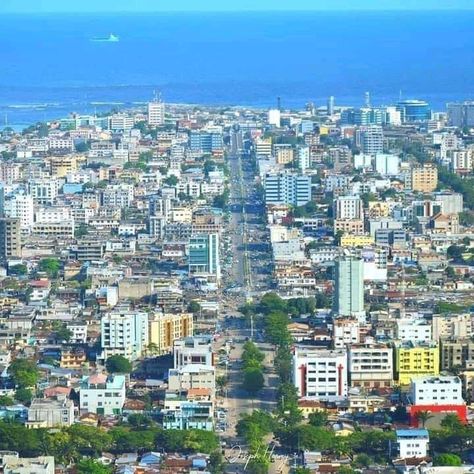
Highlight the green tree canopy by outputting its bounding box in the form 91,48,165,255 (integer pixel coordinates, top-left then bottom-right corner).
242,367,264,395
105,355,132,374
38,258,61,278
76,459,112,474
433,454,462,467
9,359,39,388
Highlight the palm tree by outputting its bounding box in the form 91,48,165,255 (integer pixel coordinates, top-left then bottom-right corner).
146,342,159,357
415,410,434,428
440,413,462,431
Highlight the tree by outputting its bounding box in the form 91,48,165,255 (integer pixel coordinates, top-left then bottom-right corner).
74,224,89,238
447,245,465,261
54,325,73,343
163,175,178,186
216,376,228,391
209,450,225,474
440,413,463,431
257,292,287,315
187,301,201,313
9,264,27,276
76,459,112,474
38,258,61,278
127,414,151,429
265,311,291,346
433,454,462,467
9,359,39,388
75,142,90,153
105,355,132,374
242,341,265,369
0,395,14,406
415,410,434,428
15,388,33,404
308,411,329,427
242,368,264,395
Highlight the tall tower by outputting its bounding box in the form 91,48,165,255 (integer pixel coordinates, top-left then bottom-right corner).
334,256,365,319
365,91,371,108
327,96,335,116
148,94,165,126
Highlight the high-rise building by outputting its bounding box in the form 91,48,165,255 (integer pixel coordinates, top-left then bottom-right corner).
411,164,438,193
397,100,432,122
360,125,384,154
327,96,335,116
333,256,364,318
0,218,21,261
264,172,312,207
298,146,310,172
188,233,220,281
447,101,474,128
148,312,194,355
100,311,149,360
354,108,383,126
148,100,165,126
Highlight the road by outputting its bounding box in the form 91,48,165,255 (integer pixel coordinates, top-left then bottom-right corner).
215,135,285,472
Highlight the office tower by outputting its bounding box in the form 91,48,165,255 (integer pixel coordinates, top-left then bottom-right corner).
0,218,21,261
255,138,272,157
268,109,281,127
334,256,364,318
353,108,383,126
447,101,474,128
264,172,312,207
101,311,149,360
148,99,165,126
383,106,402,126
188,233,220,281
189,131,224,154
334,196,363,220
411,163,438,193
327,96,335,116
361,125,384,154
397,99,432,123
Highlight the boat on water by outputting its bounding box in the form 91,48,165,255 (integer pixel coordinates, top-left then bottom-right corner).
91,34,120,43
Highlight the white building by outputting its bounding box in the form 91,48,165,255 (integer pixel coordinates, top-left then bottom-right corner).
173,336,214,370
109,113,134,131
168,364,216,393
397,318,432,344
4,194,34,233
79,373,126,415
409,376,464,405
29,180,59,205
148,100,165,126
1,454,55,474
333,318,360,349
375,153,400,175
35,206,72,224
348,344,393,388
268,109,281,127
334,196,363,220
361,125,384,155
395,429,429,459
101,311,149,360
26,396,75,428
298,146,310,171
292,346,348,400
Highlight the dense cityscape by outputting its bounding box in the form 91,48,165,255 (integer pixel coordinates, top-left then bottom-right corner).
0,95,473,474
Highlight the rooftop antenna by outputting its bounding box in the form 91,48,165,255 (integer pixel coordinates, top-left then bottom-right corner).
277,96,281,111
399,90,403,102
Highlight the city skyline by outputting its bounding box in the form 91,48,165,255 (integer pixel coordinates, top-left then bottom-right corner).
1,0,474,12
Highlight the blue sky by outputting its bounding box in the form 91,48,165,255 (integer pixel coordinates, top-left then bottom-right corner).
1,0,474,12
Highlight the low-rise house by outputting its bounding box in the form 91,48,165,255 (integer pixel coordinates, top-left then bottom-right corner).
26,395,75,428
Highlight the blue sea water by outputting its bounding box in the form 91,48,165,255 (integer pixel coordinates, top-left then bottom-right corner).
0,11,473,128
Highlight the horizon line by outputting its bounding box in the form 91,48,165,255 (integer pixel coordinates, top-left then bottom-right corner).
1,8,474,14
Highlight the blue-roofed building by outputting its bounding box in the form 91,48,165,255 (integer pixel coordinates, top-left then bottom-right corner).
394,429,429,459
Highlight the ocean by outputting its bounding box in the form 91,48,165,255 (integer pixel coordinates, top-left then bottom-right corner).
0,10,473,128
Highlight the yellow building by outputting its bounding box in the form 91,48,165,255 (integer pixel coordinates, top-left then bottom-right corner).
148,312,194,355
395,344,440,385
274,145,294,165
340,234,374,248
50,156,78,177
412,163,438,193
